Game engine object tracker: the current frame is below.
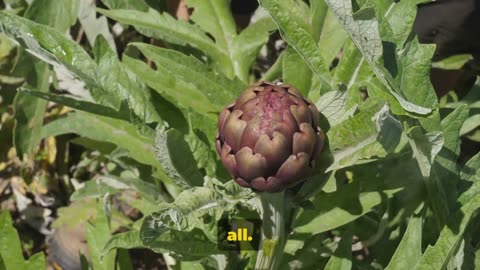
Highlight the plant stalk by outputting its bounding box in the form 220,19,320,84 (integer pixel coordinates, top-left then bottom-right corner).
255,191,289,270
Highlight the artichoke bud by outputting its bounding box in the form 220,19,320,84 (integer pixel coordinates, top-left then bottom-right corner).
216,81,324,192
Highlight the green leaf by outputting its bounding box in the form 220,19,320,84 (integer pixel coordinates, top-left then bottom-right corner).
97,175,165,203
283,46,312,96
130,43,242,109
18,87,128,120
99,0,149,11
333,39,372,92
103,230,144,257
9,0,78,158
185,129,217,178
86,203,116,270
78,0,116,51
294,158,423,234
414,196,480,270
41,111,159,169
185,0,236,75
140,179,253,257
24,0,78,33
70,180,121,200
232,17,277,82
0,210,25,270
0,11,158,124
52,200,97,229
122,56,216,122
141,179,253,245
259,0,334,91
458,152,480,205
0,11,97,84
324,0,435,114
433,105,469,211
407,126,444,178
93,36,162,124
327,103,405,171
154,128,204,189
24,253,46,270
460,115,480,136
317,10,348,65
0,210,46,270
315,90,356,126
386,214,423,270
13,63,49,158
97,8,230,73
324,229,353,270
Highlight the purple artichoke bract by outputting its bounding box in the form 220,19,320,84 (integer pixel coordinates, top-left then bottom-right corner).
216,81,324,192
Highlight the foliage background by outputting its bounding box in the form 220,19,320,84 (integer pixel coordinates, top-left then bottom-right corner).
0,0,479,269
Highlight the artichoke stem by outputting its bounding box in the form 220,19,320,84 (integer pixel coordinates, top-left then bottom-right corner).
255,191,289,270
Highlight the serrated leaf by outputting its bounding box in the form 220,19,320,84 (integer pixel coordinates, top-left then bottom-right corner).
140,179,253,256
317,9,348,65
259,0,334,91
97,8,231,74
327,103,404,171
131,43,242,108
333,39,372,92
78,0,116,51
93,37,161,124
0,11,97,83
325,0,435,114
98,175,164,203
185,0,236,67
0,11,159,124
10,0,78,158
294,158,423,234
414,196,480,270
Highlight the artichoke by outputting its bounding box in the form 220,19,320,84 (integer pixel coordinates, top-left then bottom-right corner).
216,81,324,192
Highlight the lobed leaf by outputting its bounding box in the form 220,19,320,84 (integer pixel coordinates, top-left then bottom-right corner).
259,0,334,91
98,8,231,74
414,196,480,270
140,179,254,257
294,158,423,234
325,0,435,114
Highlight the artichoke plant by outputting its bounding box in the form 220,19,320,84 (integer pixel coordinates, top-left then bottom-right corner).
216,81,325,192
